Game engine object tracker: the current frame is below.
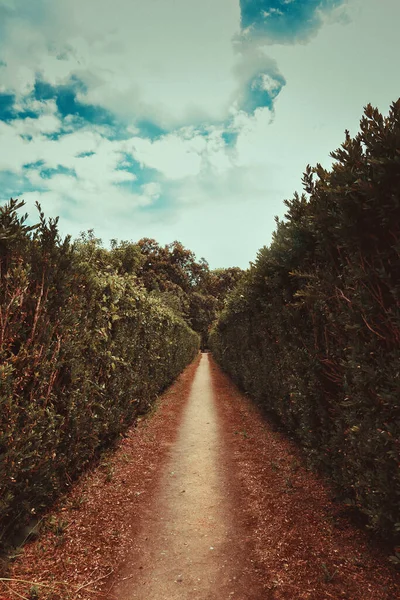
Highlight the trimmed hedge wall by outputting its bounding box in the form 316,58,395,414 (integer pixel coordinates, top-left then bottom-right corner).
210,100,400,541
0,201,199,546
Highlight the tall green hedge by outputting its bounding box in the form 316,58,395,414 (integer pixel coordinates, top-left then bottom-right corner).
0,201,199,546
210,100,400,541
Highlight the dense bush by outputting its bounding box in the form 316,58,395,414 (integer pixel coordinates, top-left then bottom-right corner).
210,100,400,541
133,238,243,347
0,201,199,547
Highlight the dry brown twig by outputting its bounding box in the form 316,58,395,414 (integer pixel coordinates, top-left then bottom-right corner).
75,569,114,593
0,570,114,600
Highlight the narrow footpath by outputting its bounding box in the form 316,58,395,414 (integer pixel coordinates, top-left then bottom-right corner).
3,354,399,600
112,352,261,599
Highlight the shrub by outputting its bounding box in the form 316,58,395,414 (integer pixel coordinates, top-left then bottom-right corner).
210,100,400,541
0,200,199,546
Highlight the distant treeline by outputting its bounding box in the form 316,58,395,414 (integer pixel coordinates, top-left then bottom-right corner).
0,201,242,548
210,100,400,541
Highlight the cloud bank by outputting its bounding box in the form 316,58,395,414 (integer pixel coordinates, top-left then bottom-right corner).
0,0,399,267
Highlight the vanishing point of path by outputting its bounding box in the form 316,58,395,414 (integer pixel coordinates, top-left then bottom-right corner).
4,354,399,600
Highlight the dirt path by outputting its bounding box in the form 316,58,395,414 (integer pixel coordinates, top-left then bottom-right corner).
3,353,399,600
111,352,261,599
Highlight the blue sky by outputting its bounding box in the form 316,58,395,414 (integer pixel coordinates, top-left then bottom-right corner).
0,0,399,267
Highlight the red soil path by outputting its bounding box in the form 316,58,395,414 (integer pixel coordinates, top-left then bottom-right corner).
2,354,399,600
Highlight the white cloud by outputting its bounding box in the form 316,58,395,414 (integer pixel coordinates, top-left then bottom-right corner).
0,0,242,128
123,123,239,180
232,46,283,95
142,182,161,200
262,8,284,18
0,123,95,173
13,114,60,137
203,129,233,173
126,133,206,180
1,0,399,269
0,117,157,232
123,0,400,267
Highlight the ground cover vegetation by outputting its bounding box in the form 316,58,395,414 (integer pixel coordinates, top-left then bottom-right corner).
1,200,247,550
210,100,400,543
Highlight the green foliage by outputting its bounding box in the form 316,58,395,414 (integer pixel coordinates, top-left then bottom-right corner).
0,203,199,548
210,99,400,541
206,267,245,312
132,238,244,348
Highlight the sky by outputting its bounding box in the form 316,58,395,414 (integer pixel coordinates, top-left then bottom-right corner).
0,0,399,268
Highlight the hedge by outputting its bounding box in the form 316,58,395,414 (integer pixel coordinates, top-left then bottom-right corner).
210,100,400,541
0,200,199,547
